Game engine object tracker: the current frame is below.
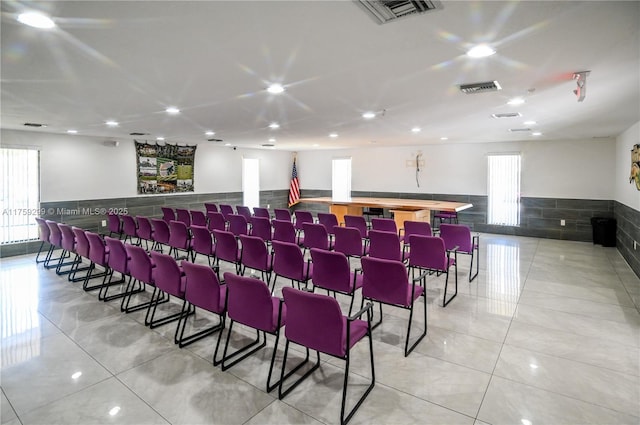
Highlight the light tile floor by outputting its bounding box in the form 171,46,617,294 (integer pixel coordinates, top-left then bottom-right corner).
1,234,639,425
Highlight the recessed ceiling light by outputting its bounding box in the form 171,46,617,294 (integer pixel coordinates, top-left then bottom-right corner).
268,138,276,143
224,143,231,146
108,406,121,416
411,127,421,133
71,371,82,380
313,144,320,147
440,137,449,140
329,133,338,138
268,122,280,129
529,363,539,369
165,107,180,114
17,11,55,29
362,112,376,119
67,129,78,134
521,420,532,425
532,132,542,136
524,120,537,125
466,44,496,58
267,83,285,94
105,120,119,127
156,137,165,141
508,97,525,106
205,131,215,136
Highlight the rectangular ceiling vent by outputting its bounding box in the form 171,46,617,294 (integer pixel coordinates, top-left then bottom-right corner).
509,128,532,132
460,81,502,94
492,112,522,118
356,0,441,24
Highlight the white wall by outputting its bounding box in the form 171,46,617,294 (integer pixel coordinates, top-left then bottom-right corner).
1,129,292,202
298,138,616,199
615,121,640,211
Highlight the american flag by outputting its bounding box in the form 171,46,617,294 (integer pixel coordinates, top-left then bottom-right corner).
288,159,300,207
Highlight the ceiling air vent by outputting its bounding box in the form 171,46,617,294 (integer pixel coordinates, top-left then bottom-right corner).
509,128,532,132
207,138,223,142
129,132,149,136
356,0,440,24
24,122,47,127
460,81,502,94
492,112,522,119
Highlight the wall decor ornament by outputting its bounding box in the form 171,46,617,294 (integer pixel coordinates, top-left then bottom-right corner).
631,144,640,191
135,141,196,194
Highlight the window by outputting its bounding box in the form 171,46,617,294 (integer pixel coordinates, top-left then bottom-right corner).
487,153,520,226
242,157,260,208
1,148,40,244
332,157,352,201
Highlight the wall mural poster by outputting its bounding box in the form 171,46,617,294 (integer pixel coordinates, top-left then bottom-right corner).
631,144,640,191
135,141,197,194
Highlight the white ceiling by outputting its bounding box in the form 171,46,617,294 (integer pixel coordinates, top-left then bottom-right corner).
1,1,639,151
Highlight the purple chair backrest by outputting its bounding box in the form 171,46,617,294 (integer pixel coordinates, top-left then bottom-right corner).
59,223,75,251
125,244,153,283
310,248,351,293
368,230,402,261
169,220,189,249
253,207,270,219
46,220,62,246
161,207,175,223
136,216,153,239
105,236,127,274
403,221,432,241
272,240,306,280
72,227,90,257
361,256,412,306
121,215,137,237
282,287,345,357
408,235,448,271
204,203,218,213
190,210,207,227
212,229,240,263
236,206,252,221
272,219,296,244
150,251,184,297
274,208,292,222
294,210,314,231
343,215,368,239
190,225,213,255
302,222,329,250
175,208,191,226
239,234,269,271
224,272,280,332
107,213,121,234
371,218,397,234
207,212,226,232
333,226,364,257
439,224,473,253
181,261,225,314
151,218,170,244
228,214,249,237
35,217,50,242
250,216,272,241
317,213,339,234
86,231,107,265
219,204,234,220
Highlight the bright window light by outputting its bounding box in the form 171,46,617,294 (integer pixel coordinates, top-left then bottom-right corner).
467,44,496,58
1,148,40,244
332,158,352,202
488,154,521,226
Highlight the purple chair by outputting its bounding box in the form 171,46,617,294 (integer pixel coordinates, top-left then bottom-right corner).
272,219,297,244
368,230,402,262
190,210,207,227
70,227,92,282
107,213,122,239
253,207,271,219
250,216,273,243
212,229,242,274
151,218,170,252
168,220,191,260
317,212,339,240
121,214,138,245
333,226,368,258
84,231,110,292
310,248,362,314
204,203,218,214
175,208,192,226
400,220,432,260
219,204,234,221
147,252,190,328
371,217,397,235
34,217,52,263
439,224,479,282
236,205,253,221
239,234,273,284
294,210,314,243
434,210,458,225
161,206,176,223
121,244,158,313
44,220,67,269
56,223,79,276
221,273,286,392
100,236,141,302
227,214,249,237
278,287,375,425
407,235,458,307
274,208,292,222
189,225,215,266
136,216,155,251
344,215,369,240
207,211,227,232
361,256,427,356
271,240,312,293
301,222,331,252
178,261,227,355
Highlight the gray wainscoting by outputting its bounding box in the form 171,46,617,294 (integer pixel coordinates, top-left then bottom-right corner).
615,201,640,278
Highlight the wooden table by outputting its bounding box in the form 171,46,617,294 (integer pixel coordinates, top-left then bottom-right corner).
299,197,473,229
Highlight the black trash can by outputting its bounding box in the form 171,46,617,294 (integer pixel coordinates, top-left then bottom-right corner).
591,217,617,247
